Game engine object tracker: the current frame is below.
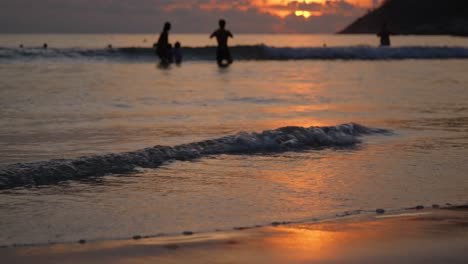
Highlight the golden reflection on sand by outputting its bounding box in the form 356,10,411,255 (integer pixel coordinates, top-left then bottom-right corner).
4,210,468,264
263,221,383,262
261,211,468,263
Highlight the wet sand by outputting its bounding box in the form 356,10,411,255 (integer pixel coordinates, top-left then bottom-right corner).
2,208,468,264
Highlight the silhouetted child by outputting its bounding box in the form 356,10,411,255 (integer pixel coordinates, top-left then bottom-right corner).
377,23,391,47
210,19,233,67
174,42,182,64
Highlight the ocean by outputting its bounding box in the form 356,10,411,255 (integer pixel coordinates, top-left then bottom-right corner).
1,34,468,246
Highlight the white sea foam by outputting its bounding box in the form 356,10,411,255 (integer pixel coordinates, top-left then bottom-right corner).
0,123,391,189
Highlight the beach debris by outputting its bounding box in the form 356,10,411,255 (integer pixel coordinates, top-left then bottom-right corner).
78,239,86,244
132,235,142,240
182,231,193,236
407,205,425,210
165,244,179,250
271,221,291,226
336,210,363,217
376,208,385,214
234,226,250,230
443,204,468,210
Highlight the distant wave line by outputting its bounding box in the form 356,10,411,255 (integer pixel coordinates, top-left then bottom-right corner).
1,45,468,61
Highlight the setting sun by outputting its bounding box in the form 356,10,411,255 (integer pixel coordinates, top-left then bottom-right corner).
295,10,312,18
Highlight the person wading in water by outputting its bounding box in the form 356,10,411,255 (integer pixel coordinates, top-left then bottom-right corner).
210,19,234,67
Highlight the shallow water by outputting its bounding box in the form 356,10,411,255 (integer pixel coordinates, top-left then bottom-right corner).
1,34,468,246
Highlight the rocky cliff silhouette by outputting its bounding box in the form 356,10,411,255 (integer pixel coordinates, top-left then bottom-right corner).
339,0,468,36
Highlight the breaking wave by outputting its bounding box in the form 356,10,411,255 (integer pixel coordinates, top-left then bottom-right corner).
0,123,391,189
1,45,468,61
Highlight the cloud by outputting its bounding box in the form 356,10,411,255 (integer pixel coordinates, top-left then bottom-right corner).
0,0,368,33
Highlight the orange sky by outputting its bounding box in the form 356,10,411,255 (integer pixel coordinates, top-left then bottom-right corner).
254,0,376,8
250,0,381,18
0,0,385,33
164,0,383,19
155,0,385,33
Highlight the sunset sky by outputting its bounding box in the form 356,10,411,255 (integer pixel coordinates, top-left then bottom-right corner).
0,0,384,33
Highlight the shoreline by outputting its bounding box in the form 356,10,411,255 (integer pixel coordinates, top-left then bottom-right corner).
2,206,468,264
1,203,465,248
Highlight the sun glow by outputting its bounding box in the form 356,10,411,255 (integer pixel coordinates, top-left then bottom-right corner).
250,0,375,19
163,1,381,20
295,10,312,18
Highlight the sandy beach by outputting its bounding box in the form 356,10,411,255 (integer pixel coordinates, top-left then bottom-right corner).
2,207,468,264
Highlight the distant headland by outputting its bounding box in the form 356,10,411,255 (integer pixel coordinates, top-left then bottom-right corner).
339,0,468,36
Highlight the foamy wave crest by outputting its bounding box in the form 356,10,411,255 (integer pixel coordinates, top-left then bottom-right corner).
1,45,468,61
262,46,468,60
0,123,390,189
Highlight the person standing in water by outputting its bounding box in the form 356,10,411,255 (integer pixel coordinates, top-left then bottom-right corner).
156,22,171,64
377,23,391,47
210,19,233,67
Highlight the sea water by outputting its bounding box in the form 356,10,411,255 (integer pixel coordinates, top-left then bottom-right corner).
1,34,468,246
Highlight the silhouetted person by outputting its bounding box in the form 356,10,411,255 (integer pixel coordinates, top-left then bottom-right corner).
19,44,24,48
174,42,182,64
210,19,233,67
43,43,48,49
377,23,391,47
156,22,171,64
